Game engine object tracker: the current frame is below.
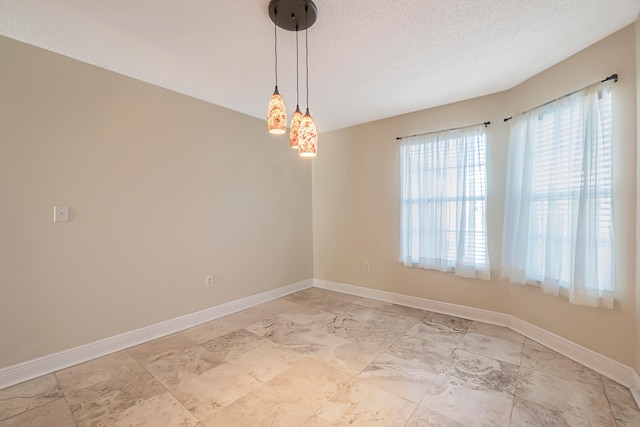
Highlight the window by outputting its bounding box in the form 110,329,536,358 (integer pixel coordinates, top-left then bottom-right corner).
400,124,490,280
501,83,614,308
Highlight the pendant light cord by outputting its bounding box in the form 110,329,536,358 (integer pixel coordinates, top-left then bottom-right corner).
296,26,299,106
274,11,278,87
305,6,309,107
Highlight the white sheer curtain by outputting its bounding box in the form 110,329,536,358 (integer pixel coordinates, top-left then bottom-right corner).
400,124,489,280
501,83,615,308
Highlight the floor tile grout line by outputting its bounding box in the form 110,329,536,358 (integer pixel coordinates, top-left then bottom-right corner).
51,371,77,427
600,374,622,426
148,339,227,426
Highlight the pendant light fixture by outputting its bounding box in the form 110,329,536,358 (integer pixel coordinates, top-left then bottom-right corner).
297,5,318,157
267,0,318,156
267,8,286,134
289,27,303,149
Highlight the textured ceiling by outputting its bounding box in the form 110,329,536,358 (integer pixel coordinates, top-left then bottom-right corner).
1,0,639,131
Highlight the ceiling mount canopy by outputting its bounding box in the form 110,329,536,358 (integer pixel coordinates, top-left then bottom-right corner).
268,0,317,31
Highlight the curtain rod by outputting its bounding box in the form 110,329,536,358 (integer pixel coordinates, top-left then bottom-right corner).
503,73,618,122
396,121,490,141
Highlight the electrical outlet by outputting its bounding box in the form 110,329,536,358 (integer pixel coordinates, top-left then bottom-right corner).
364,261,370,271
205,275,214,287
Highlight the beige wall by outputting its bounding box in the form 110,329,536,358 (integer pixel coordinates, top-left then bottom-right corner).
313,25,637,366
0,37,314,369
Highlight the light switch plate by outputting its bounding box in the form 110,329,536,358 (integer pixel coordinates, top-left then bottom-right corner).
54,206,68,222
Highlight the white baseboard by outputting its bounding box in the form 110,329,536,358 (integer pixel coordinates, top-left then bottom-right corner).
0,279,313,390
4,276,640,410
314,278,640,398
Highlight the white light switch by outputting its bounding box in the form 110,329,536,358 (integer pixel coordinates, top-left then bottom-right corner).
54,206,68,223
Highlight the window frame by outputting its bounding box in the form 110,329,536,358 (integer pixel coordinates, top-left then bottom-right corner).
400,124,490,280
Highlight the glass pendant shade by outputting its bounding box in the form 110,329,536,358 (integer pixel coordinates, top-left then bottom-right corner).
298,109,317,157
267,87,287,134
289,106,303,149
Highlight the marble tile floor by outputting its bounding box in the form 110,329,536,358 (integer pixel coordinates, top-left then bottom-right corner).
1,288,639,426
